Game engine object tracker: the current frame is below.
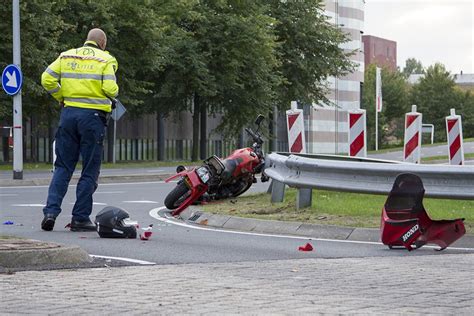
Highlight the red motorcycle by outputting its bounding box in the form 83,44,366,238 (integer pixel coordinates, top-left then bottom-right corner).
164,115,269,216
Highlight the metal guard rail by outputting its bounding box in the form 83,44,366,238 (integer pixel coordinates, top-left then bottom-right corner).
264,152,474,200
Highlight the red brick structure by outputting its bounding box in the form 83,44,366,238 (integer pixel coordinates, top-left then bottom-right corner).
362,35,397,70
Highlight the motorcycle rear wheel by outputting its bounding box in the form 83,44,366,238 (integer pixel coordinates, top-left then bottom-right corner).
165,182,191,210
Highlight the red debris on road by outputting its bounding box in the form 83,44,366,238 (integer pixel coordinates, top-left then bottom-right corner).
298,243,313,252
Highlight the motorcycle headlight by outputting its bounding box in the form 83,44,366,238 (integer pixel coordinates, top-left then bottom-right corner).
196,167,210,183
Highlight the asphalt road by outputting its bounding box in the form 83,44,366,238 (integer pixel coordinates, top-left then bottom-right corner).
368,141,474,161
2,181,472,265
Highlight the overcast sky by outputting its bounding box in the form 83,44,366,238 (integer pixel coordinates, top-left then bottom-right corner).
364,0,473,74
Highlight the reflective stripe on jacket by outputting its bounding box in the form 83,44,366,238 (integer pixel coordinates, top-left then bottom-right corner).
41,41,119,112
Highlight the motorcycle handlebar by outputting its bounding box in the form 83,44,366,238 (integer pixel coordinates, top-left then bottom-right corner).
245,128,263,145
245,128,257,139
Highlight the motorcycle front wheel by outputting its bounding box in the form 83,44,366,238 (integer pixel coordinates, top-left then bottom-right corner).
164,182,191,209
229,180,252,198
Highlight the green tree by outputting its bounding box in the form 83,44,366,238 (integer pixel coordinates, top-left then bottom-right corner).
2,0,166,161
456,89,474,138
362,64,410,149
1,0,164,125
56,0,165,113
0,0,67,124
402,58,424,78
152,0,356,159
410,63,457,142
204,1,280,132
152,0,280,160
0,0,366,163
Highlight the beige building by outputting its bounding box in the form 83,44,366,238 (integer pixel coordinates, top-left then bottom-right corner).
306,0,365,154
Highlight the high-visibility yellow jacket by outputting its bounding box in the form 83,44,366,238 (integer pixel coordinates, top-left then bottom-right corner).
41,40,119,113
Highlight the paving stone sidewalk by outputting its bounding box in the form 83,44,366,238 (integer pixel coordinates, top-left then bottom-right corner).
1,254,473,314
0,239,91,269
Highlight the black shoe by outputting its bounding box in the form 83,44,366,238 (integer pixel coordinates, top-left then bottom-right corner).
70,219,97,232
41,214,56,231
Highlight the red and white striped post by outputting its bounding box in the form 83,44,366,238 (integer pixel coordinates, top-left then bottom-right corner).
286,101,306,154
446,108,464,165
403,105,422,164
347,109,367,157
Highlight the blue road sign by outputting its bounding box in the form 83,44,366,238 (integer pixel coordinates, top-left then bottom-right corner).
2,64,23,96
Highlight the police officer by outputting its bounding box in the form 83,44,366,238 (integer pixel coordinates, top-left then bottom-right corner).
41,28,119,231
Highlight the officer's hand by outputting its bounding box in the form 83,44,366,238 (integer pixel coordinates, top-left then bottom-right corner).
59,101,65,108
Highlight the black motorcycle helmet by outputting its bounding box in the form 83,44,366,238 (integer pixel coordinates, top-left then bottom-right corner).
95,206,137,238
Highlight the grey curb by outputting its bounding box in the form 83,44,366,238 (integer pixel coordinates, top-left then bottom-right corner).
178,207,474,248
0,240,91,268
178,207,378,241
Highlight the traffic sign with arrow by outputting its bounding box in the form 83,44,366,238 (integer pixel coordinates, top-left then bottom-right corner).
2,64,23,96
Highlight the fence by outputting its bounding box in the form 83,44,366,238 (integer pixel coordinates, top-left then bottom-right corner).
0,137,287,163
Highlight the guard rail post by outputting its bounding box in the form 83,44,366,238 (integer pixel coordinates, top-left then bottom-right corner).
297,188,312,209
271,180,285,203
285,101,312,209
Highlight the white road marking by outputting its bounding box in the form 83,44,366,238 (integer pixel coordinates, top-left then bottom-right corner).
103,173,168,177
0,194,18,196
0,185,50,189
102,181,169,185
11,203,45,207
95,191,126,194
123,200,159,204
149,207,474,251
149,207,380,244
90,254,155,265
0,181,170,189
68,202,107,206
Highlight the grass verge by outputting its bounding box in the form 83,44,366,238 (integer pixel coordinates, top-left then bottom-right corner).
368,138,474,154
422,152,474,163
0,235,21,239
202,188,473,233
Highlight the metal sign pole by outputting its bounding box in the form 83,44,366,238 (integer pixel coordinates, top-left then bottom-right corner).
375,67,382,152
113,118,117,164
12,0,23,179
110,99,126,163
431,126,434,144
375,110,378,151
